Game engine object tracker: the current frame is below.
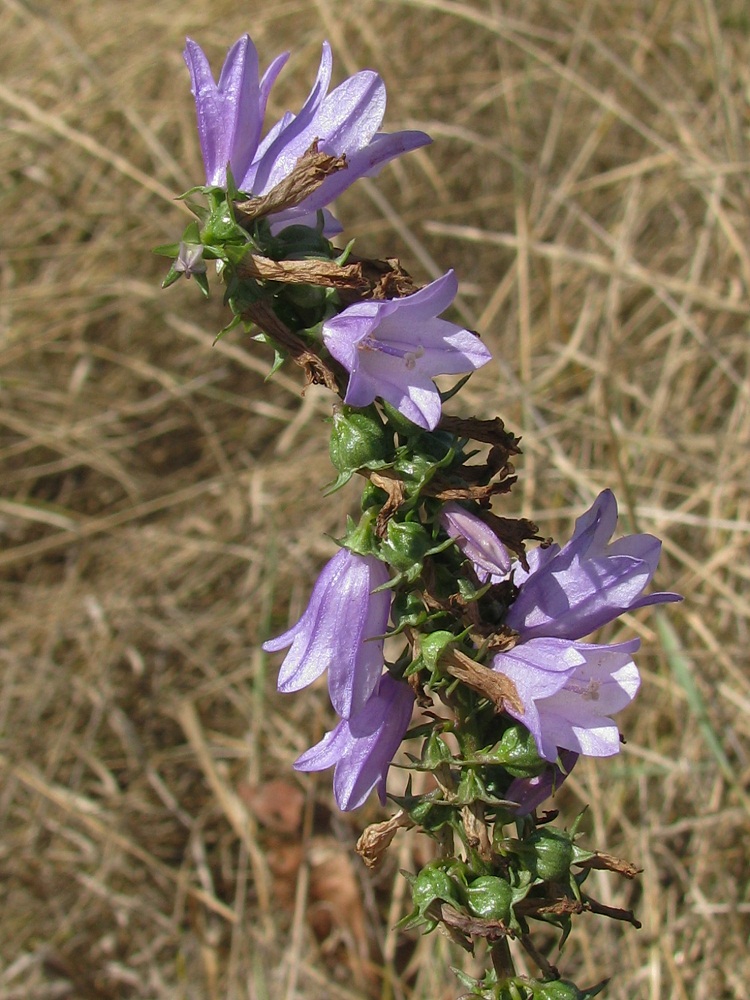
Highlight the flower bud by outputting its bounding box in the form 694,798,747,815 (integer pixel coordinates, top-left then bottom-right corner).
494,723,546,778
382,520,433,581
529,828,575,881
534,980,586,999
329,406,390,479
465,875,512,922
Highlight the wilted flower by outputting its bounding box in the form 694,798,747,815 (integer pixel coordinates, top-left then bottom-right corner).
492,637,641,761
506,749,579,817
294,674,415,810
440,502,511,581
322,270,491,430
262,548,390,718
505,489,680,641
184,35,431,230
174,242,207,278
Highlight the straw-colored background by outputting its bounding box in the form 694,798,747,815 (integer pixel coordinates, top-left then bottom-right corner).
1,1,748,997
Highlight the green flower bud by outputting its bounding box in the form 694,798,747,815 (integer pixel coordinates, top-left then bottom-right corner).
494,723,546,778
329,406,391,480
465,875,513,922
529,828,575,881
410,860,464,914
419,630,455,671
381,519,432,580
200,192,245,246
534,980,585,999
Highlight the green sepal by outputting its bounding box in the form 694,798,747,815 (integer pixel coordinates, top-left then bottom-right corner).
200,189,249,247
389,589,429,632
153,241,181,259
455,768,514,807
338,510,381,560
415,730,453,769
161,265,183,289
392,439,457,500
390,785,457,835
439,372,473,402
192,271,210,297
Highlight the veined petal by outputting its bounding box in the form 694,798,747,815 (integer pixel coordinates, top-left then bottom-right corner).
259,51,290,119
381,270,459,323
286,128,432,215
263,549,390,718
295,675,414,811
505,490,682,640
492,638,582,760
531,639,640,760
322,271,489,431
249,41,334,194
184,35,261,187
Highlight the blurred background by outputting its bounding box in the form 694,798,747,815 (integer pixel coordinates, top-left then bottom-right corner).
1,1,749,997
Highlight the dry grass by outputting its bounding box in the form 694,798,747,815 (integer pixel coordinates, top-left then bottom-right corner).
1,0,749,997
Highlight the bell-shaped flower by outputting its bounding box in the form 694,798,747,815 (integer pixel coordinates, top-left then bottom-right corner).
262,548,390,718
294,674,415,811
505,489,681,641
506,749,579,817
184,34,287,189
322,270,492,430
439,502,511,582
184,36,431,231
492,637,641,762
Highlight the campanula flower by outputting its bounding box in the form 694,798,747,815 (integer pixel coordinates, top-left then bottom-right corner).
439,502,511,581
184,35,431,231
294,674,415,810
505,489,680,641
322,270,491,430
492,638,641,761
263,548,390,718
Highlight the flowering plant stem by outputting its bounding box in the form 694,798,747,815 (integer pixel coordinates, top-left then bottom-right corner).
160,32,681,1000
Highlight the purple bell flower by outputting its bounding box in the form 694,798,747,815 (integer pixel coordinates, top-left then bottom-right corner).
262,548,390,719
439,502,511,581
322,270,492,430
294,674,415,811
492,637,641,762
184,35,431,232
505,489,681,641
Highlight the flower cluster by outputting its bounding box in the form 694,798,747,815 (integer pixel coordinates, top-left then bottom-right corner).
263,548,415,810
171,29,684,993
181,32,679,824
445,490,679,765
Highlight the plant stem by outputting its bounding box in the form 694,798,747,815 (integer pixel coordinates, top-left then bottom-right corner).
490,938,515,981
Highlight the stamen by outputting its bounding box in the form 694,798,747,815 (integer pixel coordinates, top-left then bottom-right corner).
359,336,424,368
